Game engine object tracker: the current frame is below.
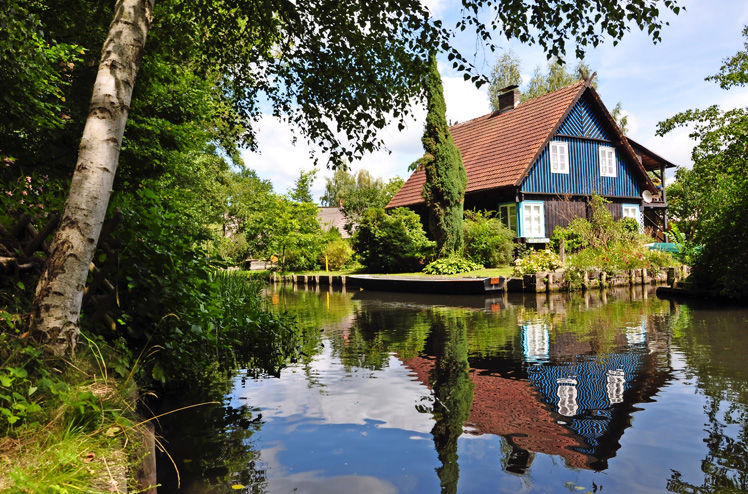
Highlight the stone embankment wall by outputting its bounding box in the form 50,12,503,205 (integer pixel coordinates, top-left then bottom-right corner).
508,266,689,293
266,266,689,293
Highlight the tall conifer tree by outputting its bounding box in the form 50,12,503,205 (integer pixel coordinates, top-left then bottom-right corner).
419,54,468,256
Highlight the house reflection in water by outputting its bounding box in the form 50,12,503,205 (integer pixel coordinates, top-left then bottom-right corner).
402,300,672,475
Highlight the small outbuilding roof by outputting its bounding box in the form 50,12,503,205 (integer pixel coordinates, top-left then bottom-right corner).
317,207,351,238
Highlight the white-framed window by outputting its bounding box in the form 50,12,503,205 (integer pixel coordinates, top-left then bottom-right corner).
622,204,640,222
549,141,569,174
521,201,545,238
599,146,616,177
622,203,642,232
498,203,517,233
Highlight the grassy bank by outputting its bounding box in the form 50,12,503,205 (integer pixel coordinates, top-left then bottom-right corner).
0,337,147,492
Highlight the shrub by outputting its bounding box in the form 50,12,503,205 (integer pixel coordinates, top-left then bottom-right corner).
512,249,563,276
101,188,301,386
211,233,249,267
668,223,700,265
462,210,514,267
423,255,482,275
352,207,435,273
321,239,353,270
565,243,678,275
550,195,646,254
549,224,587,253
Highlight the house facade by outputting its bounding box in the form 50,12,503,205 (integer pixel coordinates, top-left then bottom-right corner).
387,78,674,242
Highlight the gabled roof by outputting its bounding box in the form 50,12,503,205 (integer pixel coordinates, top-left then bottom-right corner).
388,79,656,209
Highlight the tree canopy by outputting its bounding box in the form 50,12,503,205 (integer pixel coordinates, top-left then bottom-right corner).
290,169,318,204
657,25,748,300
320,168,404,225
488,55,629,133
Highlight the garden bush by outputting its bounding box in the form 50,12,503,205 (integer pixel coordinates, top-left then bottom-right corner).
352,207,435,273
513,249,563,276
423,255,482,275
550,195,645,254
321,238,354,270
565,243,677,275
463,210,514,267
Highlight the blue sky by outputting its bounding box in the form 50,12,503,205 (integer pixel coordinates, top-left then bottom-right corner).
241,0,748,203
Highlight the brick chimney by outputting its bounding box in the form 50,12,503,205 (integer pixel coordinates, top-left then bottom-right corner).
498,85,520,114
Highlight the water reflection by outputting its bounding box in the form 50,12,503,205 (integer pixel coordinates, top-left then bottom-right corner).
156,286,748,494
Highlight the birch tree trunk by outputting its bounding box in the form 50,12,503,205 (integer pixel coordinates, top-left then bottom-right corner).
30,0,154,356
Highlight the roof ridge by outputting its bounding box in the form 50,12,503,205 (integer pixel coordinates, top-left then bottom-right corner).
449,79,587,131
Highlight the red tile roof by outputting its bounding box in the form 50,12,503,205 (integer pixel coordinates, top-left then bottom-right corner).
400,355,592,469
387,80,588,208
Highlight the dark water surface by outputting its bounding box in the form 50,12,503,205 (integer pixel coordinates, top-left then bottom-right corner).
157,285,748,493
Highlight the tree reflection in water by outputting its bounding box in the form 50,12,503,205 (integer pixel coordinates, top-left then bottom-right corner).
425,312,475,494
667,305,748,493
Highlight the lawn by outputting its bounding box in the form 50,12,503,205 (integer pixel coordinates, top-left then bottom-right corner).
293,266,514,279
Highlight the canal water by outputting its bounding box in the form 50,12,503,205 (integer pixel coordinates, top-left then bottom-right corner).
157,285,748,493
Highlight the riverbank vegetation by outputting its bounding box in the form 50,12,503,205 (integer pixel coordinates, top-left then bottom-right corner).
658,26,748,301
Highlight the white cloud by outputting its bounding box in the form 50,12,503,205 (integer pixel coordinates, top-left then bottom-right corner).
442,75,491,124
234,345,435,433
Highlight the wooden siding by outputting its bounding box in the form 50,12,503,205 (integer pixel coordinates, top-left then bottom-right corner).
521,96,642,198
555,94,609,139
544,197,587,234
522,137,641,197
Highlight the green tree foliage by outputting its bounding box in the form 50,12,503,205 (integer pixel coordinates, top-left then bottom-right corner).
462,210,515,267
290,168,318,204
418,54,468,256
220,168,329,270
524,58,592,100
657,26,748,299
0,1,83,156
320,168,357,207
664,166,703,236
352,208,435,273
268,197,327,272
487,55,629,132
101,189,301,385
610,102,630,135
225,168,276,260
320,168,404,224
487,50,522,110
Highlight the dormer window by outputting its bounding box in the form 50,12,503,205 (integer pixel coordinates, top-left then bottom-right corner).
549,141,569,174
599,146,616,177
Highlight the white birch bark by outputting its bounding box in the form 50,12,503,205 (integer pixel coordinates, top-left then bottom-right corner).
31,0,154,356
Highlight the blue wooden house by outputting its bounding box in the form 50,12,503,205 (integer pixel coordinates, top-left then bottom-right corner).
387,77,673,242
